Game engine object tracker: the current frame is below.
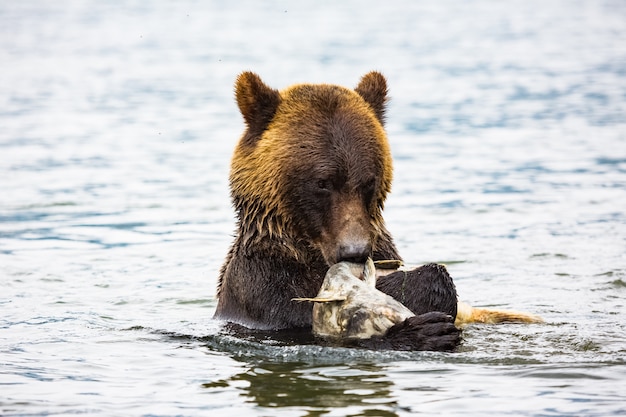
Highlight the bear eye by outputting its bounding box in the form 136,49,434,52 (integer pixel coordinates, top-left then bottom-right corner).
317,179,331,191
362,178,376,204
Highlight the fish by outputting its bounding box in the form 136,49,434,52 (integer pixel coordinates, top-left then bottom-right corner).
292,257,540,349
293,258,415,340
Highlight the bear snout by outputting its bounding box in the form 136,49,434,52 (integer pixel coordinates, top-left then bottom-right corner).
336,241,371,264
328,196,373,264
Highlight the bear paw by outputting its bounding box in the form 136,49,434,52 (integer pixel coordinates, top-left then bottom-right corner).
356,312,461,351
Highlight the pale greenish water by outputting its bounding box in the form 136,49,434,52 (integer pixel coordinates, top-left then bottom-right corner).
1,1,625,416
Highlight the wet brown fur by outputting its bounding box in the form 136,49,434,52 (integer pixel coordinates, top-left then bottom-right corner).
228,73,393,264
214,72,538,349
215,71,428,332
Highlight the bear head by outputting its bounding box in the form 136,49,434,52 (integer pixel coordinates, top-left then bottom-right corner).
230,71,393,266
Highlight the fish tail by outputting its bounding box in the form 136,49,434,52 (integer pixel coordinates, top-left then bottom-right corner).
455,301,543,326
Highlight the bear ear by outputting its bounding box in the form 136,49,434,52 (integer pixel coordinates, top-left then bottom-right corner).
235,71,281,137
354,71,388,125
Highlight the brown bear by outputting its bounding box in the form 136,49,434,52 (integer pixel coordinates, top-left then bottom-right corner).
214,71,462,351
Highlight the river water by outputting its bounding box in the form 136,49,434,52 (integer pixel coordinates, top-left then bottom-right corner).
1,1,625,416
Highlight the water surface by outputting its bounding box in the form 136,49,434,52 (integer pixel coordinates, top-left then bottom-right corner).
1,1,625,416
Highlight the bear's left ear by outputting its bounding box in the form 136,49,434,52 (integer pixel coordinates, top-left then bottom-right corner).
235,72,281,138
355,71,388,125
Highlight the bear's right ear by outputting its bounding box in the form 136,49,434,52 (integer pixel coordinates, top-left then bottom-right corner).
235,72,281,138
355,71,388,125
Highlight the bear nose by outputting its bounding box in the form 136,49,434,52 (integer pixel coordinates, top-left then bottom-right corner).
337,242,371,264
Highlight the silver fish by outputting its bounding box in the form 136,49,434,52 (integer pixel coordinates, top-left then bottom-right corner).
293,258,414,340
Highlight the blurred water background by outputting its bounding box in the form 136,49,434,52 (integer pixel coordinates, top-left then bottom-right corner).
1,1,625,416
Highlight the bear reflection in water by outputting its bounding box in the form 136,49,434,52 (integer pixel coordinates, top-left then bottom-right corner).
294,258,461,351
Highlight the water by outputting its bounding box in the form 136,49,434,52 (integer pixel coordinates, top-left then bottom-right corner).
1,1,625,415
